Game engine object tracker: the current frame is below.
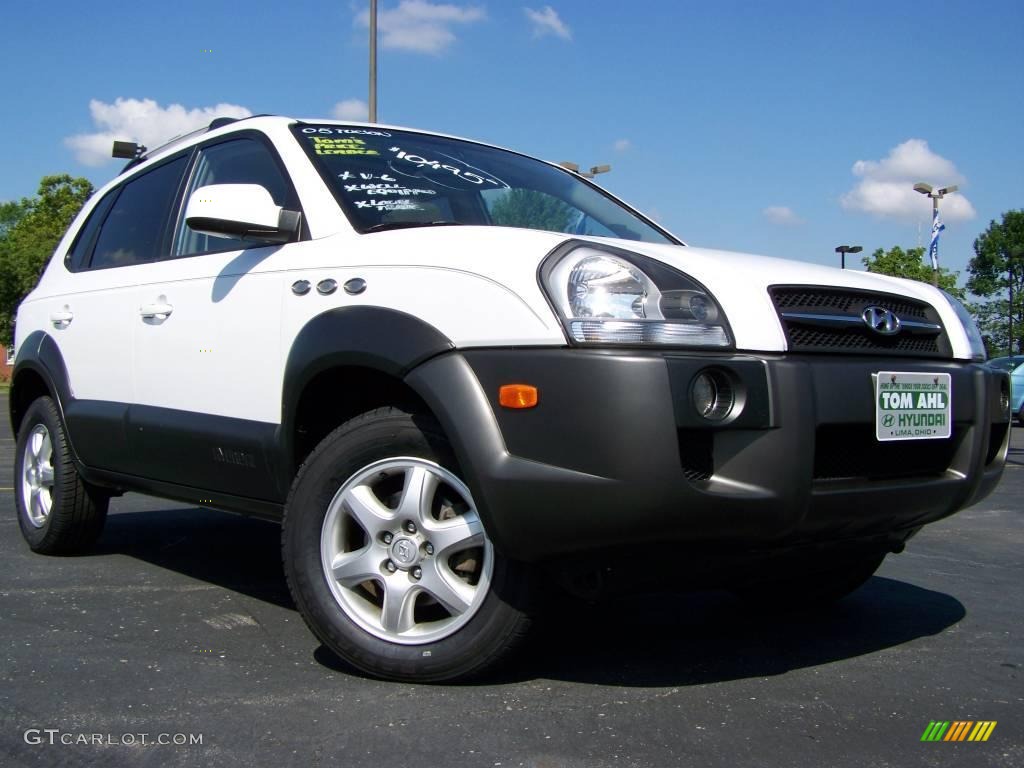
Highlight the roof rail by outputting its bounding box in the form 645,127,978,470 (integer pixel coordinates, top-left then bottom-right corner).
114,113,276,175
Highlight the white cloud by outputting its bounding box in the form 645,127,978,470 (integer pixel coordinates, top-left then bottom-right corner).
331,98,370,121
763,205,803,226
356,0,485,54
524,6,572,40
64,98,251,166
613,138,631,152
841,139,976,222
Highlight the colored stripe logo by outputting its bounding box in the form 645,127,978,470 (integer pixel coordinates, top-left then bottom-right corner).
921,721,997,742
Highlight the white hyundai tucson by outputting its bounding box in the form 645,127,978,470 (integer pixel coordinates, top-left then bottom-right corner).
10,116,1012,682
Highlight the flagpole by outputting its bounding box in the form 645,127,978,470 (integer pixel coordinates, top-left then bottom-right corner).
913,182,959,288
930,196,939,287
368,0,378,123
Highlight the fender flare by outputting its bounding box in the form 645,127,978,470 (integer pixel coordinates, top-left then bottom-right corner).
279,306,454,483
9,331,74,437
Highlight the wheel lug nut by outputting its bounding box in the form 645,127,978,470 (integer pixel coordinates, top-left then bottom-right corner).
385,560,397,573
424,543,434,555
404,521,416,534
412,567,422,580
382,532,393,544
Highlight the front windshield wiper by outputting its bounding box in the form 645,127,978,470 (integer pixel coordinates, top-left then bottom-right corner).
362,221,465,234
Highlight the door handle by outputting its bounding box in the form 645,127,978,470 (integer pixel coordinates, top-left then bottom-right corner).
50,309,73,328
139,302,174,320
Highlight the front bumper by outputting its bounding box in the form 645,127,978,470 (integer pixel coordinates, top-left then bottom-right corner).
406,349,1010,562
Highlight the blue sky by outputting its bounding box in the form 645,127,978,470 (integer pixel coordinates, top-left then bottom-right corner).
2,0,1022,284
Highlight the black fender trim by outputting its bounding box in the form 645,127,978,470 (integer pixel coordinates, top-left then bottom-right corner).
10,331,74,437
279,306,455,489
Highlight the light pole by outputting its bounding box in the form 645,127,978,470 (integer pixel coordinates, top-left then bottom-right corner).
557,162,611,179
368,0,378,122
913,182,958,286
835,244,862,270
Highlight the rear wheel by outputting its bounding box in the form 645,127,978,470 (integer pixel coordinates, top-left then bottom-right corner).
283,407,533,682
15,396,108,554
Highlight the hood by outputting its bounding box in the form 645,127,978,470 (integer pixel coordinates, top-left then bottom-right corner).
345,226,970,357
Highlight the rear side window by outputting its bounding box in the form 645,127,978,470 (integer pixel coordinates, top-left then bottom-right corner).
65,189,119,271
175,138,292,257
90,156,188,269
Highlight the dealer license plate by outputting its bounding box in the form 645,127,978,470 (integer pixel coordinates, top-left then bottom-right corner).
874,371,952,442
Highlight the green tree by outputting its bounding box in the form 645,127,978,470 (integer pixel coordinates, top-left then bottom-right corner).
0,174,94,345
861,245,963,298
966,210,1024,355
489,189,572,233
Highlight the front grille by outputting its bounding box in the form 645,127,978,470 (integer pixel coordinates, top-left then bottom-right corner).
787,326,940,353
772,289,929,319
814,424,962,480
770,286,950,358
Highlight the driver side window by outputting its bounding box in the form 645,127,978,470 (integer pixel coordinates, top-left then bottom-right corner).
174,138,291,257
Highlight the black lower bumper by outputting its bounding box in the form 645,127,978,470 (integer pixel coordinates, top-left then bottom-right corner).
405,349,1010,562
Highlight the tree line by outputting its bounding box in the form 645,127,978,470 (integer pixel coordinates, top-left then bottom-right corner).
862,210,1023,356
0,174,1021,356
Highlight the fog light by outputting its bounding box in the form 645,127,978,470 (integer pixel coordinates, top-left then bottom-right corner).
691,370,735,421
999,378,1011,417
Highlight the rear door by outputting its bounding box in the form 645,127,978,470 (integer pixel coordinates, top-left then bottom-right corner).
51,155,189,472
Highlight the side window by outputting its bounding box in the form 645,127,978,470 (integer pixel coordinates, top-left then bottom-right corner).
90,156,189,269
175,138,292,257
65,188,119,271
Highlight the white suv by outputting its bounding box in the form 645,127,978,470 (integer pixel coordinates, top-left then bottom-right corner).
11,116,1011,682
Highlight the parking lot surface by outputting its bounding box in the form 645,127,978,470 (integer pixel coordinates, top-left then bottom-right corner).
1,393,1021,767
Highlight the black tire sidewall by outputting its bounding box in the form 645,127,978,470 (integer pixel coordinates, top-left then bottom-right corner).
283,409,531,682
15,397,71,551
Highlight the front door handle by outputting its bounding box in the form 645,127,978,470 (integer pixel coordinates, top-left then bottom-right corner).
139,302,174,320
50,309,73,328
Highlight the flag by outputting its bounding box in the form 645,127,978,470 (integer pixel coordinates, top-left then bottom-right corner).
929,207,945,271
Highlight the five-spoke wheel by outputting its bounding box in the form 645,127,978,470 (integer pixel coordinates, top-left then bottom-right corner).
283,406,532,682
321,458,493,644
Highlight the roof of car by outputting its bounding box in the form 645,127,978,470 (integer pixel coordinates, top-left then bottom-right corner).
125,115,503,173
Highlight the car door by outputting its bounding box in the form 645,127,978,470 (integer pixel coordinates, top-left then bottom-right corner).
128,135,303,501
50,154,189,472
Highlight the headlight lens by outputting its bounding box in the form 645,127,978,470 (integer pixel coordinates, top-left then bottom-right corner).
567,255,653,319
941,290,986,361
542,245,732,347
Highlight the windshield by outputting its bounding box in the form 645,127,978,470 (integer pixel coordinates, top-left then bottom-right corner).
291,124,676,244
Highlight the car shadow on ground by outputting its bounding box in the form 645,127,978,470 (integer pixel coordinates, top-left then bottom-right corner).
97,507,966,688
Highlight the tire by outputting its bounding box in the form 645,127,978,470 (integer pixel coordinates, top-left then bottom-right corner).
735,551,886,611
282,406,533,682
15,396,109,554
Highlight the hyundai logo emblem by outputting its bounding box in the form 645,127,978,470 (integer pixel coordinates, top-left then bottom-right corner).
862,306,902,336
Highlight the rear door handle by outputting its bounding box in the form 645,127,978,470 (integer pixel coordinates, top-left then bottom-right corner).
139,302,174,320
50,310,73,328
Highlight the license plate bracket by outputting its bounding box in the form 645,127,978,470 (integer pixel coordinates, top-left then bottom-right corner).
874,371,952,442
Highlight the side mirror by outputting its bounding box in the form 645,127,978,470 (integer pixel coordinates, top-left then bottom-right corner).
184,184,300,245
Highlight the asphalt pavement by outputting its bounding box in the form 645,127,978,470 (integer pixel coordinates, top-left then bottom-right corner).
0,393,1021,768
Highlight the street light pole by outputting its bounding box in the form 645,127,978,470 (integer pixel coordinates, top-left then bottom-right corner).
913,182,958,287
835,244,862,270
368,0,378,122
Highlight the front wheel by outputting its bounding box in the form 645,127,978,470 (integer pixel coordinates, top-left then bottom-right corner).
282,407,533,682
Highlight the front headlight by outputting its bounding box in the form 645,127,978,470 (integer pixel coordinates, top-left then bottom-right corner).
941,290,986,362
541,243,732,347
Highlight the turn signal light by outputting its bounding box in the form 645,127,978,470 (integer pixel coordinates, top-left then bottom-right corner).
499,384,538,409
